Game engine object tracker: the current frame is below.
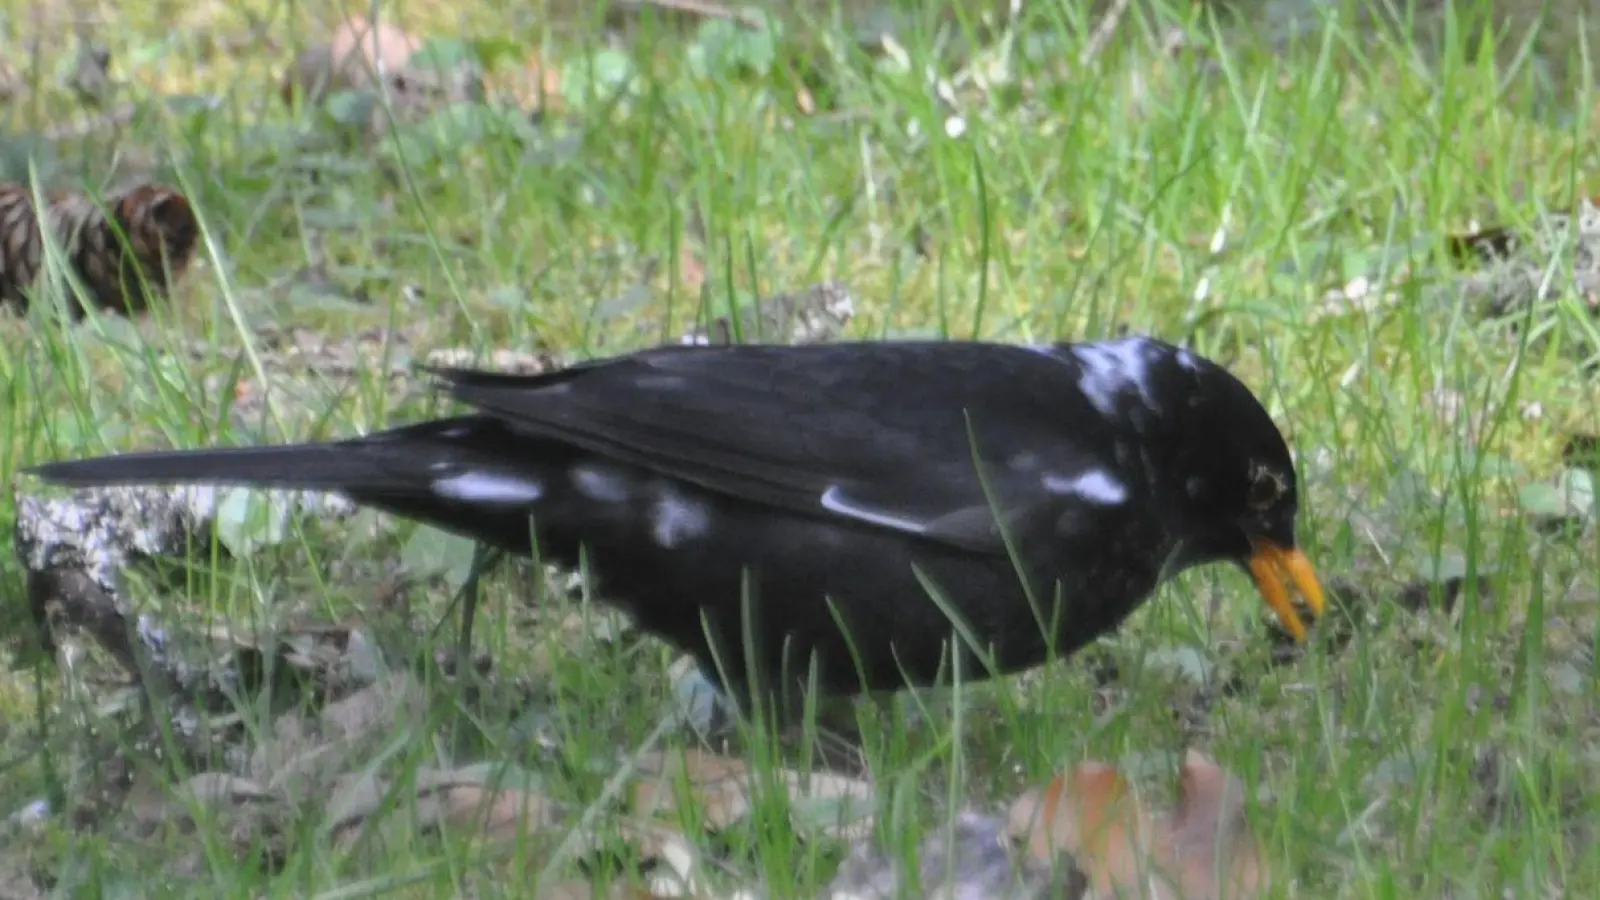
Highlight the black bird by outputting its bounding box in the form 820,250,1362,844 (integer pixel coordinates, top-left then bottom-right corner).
27,337,1324,703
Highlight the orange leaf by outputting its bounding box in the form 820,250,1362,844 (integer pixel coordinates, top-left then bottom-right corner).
1008,761,1159,895
1008,751,1272,899
1156,749,1272,900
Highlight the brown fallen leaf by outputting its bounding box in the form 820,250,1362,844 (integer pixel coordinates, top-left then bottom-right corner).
118,770,293,874
327,764,566,851
412,768,562,842
1007,750,1272,900
631,748,755,832
1008,761,1158,896
1155,750,1270,900
282,15,422,106
281,14,483,135
630,747,875,841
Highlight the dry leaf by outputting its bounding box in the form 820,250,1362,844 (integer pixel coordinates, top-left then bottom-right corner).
1008,750,1271,900
413,768,562,842
327,765,565,850
631,748,756,832
1009,761,1158,896
283,15,422,105
1155,750,1270,900
330,16,421,74
630,748,875,841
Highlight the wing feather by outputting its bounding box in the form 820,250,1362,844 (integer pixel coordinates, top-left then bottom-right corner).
434,342,1126,553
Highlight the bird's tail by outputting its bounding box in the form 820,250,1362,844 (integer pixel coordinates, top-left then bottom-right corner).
27,442,393,492
27,417,569,556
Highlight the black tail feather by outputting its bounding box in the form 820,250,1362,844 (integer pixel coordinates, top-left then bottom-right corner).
27,443,388,492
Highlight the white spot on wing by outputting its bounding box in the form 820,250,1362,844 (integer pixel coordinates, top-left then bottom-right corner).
1071,337,1159,414
820,485,927,533
1042,470,1127,505
433,472,544,503
572,464,629,502
652,489,711,548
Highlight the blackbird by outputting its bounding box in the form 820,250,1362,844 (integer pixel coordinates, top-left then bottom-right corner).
28,337,1324,702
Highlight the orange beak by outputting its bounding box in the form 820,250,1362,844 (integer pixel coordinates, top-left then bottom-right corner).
1246,539,1326,641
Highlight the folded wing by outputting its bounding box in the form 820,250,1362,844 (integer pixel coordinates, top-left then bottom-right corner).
432,342,1130,554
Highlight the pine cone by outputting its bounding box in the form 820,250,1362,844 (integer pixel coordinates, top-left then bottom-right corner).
49,183,200,316
0,183,44,311
0,181,199,317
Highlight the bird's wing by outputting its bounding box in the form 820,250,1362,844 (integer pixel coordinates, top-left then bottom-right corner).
428,342,1138,554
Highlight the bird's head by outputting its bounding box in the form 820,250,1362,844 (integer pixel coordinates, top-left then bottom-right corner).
1127,340,1326,641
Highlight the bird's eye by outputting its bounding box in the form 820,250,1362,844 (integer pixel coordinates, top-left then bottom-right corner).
1246,465,1284,510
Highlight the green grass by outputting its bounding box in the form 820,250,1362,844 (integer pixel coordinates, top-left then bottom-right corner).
2,0,1599,896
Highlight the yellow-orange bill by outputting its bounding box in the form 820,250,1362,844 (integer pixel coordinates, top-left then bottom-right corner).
1246,540,1326,641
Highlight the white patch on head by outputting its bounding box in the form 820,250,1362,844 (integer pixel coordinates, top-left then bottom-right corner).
1071,338,1159,415
820,485,927,533
571,464,630,503
433,471,544,503
1042,470,1128,505
652,489,712,548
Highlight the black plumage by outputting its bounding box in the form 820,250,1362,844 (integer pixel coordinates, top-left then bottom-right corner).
27,337,1324,702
